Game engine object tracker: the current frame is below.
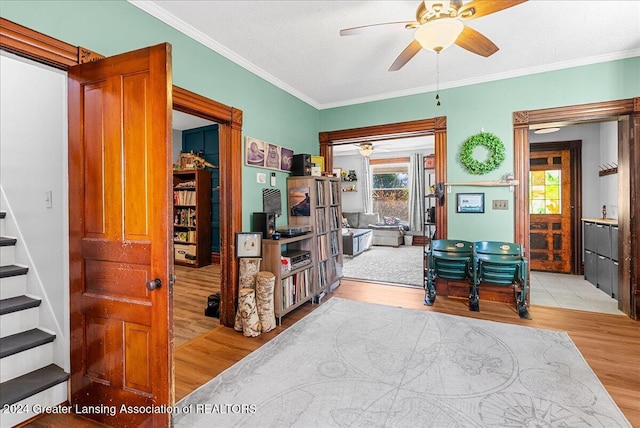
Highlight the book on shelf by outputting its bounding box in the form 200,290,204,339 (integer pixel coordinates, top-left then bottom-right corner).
173,190,196,205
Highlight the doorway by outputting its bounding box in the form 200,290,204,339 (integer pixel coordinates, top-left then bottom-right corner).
514,99,640,319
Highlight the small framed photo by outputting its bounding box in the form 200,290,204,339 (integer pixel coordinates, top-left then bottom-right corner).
235,232,262,258
457,193,485,213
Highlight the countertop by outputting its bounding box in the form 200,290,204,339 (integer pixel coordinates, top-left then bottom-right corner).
581,218,618,226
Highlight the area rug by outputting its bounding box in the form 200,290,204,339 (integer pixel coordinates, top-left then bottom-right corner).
342,245,423,287
174,298,630,427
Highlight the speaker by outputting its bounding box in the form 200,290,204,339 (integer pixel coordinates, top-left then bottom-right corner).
252,212,276,239
291,154,312,176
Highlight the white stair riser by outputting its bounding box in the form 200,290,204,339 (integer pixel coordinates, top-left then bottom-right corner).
0,342,53,382
0,307,39,338
0,244,15,265
0,381,68,428
0,274,27,299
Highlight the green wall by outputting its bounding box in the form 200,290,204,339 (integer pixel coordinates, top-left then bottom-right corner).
320,57,640,241
2,0,638,240
0,0,320,230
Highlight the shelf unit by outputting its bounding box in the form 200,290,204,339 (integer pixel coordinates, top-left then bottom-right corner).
173,169,211,267
262,234,315,324
423,158,436,287
287,176,343,299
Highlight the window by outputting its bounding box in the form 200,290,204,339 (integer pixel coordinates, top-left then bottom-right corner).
530,170,561,214
372,164,409,220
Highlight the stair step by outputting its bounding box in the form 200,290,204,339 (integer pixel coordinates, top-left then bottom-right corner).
0,236,17,247
0,265,28,279
0,328,55,358
0,364,68,407
0,295,41,315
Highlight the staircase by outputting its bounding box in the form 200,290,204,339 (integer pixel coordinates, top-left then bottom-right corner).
0,211,69,427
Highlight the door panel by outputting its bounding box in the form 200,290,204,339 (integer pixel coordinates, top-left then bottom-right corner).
68,43,172,427
529,149,572,273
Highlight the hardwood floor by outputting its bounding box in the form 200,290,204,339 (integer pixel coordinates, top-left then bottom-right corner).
173,263,220,346
25,279,640,427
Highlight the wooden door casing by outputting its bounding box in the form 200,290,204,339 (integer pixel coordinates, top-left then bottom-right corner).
529,149,572,273
68,43,172,427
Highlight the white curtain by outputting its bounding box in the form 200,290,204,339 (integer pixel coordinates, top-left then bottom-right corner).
361,156,373,213
408,153,424,232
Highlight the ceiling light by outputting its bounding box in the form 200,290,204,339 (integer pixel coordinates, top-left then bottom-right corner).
414,18,464,52
534,127,561,134
358,143,373,157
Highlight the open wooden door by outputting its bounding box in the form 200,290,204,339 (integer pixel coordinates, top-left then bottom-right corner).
68,43,173,426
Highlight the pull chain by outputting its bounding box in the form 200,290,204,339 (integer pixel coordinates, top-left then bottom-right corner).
436,50,441,107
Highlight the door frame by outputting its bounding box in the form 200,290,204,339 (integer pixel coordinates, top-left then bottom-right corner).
514,98,640,318
0,18,242,322
319,116,448,240
529,141,582,275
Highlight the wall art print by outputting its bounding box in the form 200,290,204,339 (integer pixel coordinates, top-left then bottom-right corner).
245,136,293,172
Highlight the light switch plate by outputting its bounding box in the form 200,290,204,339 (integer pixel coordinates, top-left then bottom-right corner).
257,173,266,184
492,199,508,210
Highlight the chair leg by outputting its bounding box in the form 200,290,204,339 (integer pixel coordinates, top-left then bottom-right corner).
468,285,480,312
515,284,531,320
424,272,437,306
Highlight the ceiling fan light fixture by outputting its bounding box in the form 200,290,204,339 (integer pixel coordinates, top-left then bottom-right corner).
414,18,464,52
358,143,374,157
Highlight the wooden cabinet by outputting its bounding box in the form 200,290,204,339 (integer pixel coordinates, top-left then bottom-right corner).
287,176,343,298
262,234,315,324
173,170,211,267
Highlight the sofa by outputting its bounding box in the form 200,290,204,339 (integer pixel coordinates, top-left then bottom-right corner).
342,211,408,247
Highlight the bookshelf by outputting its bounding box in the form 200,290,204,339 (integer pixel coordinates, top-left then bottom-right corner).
287,176,343,298
173,169,212,267
261,234,315,324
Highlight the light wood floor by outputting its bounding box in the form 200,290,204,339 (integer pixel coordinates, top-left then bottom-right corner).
173,263,220,346
26,278,640,427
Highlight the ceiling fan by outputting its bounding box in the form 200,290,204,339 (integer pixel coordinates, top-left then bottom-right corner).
340,0,527,71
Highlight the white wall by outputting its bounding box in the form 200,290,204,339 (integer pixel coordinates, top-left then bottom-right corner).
599,121,618,219
529,122,617,219
0,52,69,370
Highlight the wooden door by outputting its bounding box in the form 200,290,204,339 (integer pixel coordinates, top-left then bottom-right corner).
68,43,173,427
529,149,572,272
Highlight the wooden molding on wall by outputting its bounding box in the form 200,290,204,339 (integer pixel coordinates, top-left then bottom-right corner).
319,117,447,240
1,17,243,327
514,98,640,319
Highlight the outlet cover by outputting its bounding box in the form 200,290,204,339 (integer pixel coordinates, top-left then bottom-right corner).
492,199,508,210
256,172,266,184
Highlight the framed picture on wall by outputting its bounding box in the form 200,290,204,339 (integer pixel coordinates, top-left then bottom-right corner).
456,193,485,213
235,232,262,258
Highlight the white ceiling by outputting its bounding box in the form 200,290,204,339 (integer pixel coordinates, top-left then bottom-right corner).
131,1,639,110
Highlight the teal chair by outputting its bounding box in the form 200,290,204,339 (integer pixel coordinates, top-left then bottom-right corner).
424,239,473,306
472,241,530,319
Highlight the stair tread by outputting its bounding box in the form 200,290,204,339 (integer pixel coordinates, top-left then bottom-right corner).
0,364,68,407
0,295,41,315
0,328,55,358
0,236,17,247
0,265,29,278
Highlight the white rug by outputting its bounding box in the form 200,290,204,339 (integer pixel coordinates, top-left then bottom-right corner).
342,245,423,287
174,298,630,427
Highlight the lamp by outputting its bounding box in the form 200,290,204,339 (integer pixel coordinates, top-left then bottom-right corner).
414,18,464,52
358,143,373,157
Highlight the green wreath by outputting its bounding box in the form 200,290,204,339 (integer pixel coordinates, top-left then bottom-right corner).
459,132,505,175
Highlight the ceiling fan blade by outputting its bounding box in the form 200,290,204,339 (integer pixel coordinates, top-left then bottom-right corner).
340,21,417,36
455,26,499,57
389,40,422,71
458,0,527,21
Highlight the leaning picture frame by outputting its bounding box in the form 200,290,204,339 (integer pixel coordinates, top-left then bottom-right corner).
235,232,262,258
456,193,485,213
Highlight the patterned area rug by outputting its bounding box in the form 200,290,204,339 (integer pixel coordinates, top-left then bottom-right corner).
342,244,423,287
174,298,630,427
